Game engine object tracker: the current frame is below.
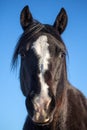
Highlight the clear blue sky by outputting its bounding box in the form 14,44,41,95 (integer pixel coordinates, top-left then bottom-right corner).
0,0,87,130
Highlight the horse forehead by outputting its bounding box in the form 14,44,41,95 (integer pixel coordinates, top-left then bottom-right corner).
32,35,51,101
32,35,50,73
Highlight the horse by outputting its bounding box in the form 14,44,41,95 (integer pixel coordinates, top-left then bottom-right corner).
12,5,87,130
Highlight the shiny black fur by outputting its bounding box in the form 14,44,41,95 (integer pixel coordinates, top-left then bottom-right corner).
12,5,87,130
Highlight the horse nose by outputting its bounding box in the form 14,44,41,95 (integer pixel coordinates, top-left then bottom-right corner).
32,100,51,123
32,108,49,123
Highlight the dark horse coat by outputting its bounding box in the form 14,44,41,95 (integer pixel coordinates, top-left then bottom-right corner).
12,5,87,130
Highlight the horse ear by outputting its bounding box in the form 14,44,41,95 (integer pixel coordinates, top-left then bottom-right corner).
53,8,68,34
20,5,33,30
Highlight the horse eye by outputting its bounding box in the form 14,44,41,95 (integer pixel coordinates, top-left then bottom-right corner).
19,48,26,58
59,52,65,58
21,51,26,58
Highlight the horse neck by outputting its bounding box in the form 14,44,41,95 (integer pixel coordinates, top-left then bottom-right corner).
53,59,68,125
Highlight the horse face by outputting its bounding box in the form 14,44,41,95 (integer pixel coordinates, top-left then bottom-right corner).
20,33,66,125
20,35,55,124
13,5,67,125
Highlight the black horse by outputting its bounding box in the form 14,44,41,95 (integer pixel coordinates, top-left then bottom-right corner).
12,6,87,130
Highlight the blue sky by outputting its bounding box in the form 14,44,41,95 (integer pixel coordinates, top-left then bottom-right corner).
0,0,87,130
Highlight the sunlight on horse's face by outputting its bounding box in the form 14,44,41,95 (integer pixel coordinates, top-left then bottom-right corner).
31,35,54,123
12,5,68,128
25,35,60,124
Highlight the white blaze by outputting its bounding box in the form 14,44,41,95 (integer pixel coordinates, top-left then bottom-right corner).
32,35,51,107
32,35,50,73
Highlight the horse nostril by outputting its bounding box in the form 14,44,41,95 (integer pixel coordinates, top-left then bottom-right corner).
44,99,51,111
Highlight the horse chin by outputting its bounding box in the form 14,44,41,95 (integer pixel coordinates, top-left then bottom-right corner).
32,117,53,126
30,113,53,126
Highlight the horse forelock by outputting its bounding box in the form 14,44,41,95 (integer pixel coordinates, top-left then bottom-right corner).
12,21,44,68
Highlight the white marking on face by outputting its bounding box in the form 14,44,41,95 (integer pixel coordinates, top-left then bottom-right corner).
32,35,50,73
32,35,51,111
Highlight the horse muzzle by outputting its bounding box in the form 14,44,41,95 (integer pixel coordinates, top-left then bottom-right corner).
26,92,55,125
32,108,50,124
31,99,51,124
